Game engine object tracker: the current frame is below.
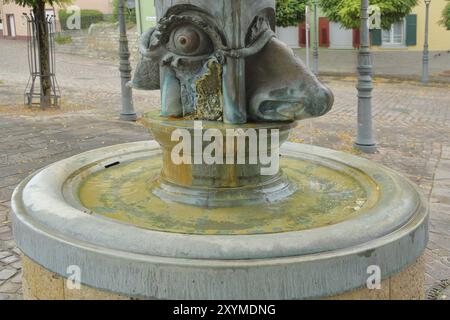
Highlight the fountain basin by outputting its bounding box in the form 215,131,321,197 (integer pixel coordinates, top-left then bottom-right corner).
12,141,428,299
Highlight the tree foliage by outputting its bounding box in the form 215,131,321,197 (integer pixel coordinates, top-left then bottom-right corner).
111,0,136,24
276,0,308,27
442,0,450,30
320,0,418,29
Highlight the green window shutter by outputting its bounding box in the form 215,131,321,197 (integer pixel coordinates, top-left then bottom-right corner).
405,14,417,46
370,29,382,46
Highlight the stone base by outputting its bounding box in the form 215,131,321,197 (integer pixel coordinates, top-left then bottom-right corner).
22,256,129,300
330,256,425,300
22,255,425,300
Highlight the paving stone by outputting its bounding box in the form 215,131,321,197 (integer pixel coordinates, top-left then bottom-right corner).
0,251,12,260
430,221,450,237
432,195,450,206
1,240,17,250
433,187,450,198
425,273,436,286
429,233,450,252
0,188,13,203
0,233,13,242
435,169,450,181
426,260,450,283
10,272,22,284
442,146,450,160
9,261,22,270
0,293,10,300
1,255,19,265
0,269,17,281
430,202,450,213
11,248,22,256
0,280,21,294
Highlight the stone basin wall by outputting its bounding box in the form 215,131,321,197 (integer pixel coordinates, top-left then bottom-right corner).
55,22,141,63
21,256,425,300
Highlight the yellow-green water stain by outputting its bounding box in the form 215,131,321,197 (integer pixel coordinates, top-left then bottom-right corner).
78,157,378,235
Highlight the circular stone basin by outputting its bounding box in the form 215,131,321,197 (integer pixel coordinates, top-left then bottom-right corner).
78,153,377,235
12,141,428,299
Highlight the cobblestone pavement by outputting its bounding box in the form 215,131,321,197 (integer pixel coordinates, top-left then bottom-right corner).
1,38,450,300
294,49,450,83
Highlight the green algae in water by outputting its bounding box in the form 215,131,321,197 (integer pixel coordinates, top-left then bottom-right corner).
78,157,378,235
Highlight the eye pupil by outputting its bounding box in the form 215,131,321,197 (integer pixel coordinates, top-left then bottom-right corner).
178,36,188,46
172,27,203,55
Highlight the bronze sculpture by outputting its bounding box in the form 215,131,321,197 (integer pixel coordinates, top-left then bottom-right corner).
131,0,334,124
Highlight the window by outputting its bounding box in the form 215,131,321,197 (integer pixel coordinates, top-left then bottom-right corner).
382,20,405,46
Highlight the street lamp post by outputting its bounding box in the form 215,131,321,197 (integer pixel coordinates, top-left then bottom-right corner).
305,5,310,69
422,0,431,84
354,0,377,153
312,0,319,75
118,0,137,121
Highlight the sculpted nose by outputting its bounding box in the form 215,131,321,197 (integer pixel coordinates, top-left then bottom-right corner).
246,38,334,122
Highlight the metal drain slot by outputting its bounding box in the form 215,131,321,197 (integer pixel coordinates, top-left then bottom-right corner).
105,161,121,169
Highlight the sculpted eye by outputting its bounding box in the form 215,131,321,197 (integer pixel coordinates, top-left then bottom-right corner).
169,25,214,56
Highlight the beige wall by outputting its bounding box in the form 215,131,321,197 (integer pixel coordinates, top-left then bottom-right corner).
0,0,113,38
1,3,30,38
411,0,450,51
371,0,450,52
58,0,114,14
0,1,4,35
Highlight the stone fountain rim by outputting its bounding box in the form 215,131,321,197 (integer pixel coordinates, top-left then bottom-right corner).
12,140,426,260
11,141,429,299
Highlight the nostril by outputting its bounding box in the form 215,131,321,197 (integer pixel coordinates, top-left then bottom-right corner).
325,87,334,108
319,86,334,115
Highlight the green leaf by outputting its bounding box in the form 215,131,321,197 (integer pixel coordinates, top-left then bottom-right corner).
320,0,418,29
276,0,308,27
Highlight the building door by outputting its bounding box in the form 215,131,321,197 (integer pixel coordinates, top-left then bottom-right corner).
7,14,16,37
330,22,353,49
318,17,330,47
298,23,309,47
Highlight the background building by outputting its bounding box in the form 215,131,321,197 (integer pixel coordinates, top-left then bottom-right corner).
282,0,449,52
0,0,113,40
132,0,449,52
0,1,3,37
372,0,450,52
135,0,156,35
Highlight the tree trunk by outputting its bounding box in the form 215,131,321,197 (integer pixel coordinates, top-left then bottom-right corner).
34,1,51,109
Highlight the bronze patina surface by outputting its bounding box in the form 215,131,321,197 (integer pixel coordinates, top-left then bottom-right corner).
138,112,299,207
131,0,333,124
